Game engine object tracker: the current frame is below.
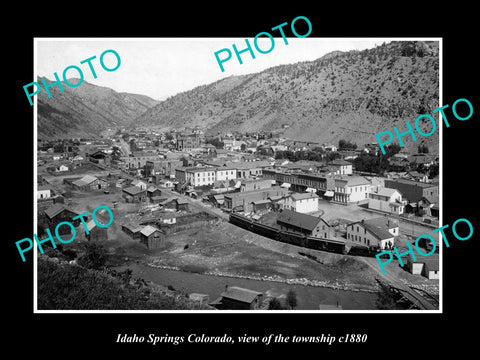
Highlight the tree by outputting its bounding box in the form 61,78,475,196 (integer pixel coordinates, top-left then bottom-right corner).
375,282,397,310
286,289,298,310
111,146,122,160
268,297,285,310
77,243,107,270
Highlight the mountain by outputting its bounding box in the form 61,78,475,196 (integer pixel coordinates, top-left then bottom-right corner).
135,41,440,153
37,78,160,139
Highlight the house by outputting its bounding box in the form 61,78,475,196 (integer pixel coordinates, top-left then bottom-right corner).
122,186,147,203
368,187,406,215
147,186,162,200
130,179,148,190
158,179,175,188
279,192,319,214
37,185,52,199
57,164,69,172
406,254,439,279
345,217,399,250
44,203,83,235
329,159,353,175
240,178,274,192
333,176,371,204
71,175,109,191
121,222,143,240
85,220,108,241
210,286,263,310
276,209,331,239
223,187,289,213
139,225,166,249
384,178,438,204
404,171,429,183
88,149,111,165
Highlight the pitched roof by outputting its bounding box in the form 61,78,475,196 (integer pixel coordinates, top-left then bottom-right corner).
122,185,146,195
220,286,262,304
44,203,79,219
140,225,160,237
290,192,319,201
350,217,398,241
277,209,322,231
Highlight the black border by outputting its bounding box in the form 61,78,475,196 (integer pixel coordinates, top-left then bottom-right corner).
7,4,478,355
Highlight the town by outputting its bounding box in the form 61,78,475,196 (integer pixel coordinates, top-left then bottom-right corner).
36,126,440,310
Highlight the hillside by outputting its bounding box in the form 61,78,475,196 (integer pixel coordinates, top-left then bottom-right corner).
37,78,159,139
135,41,440,153
37,255,211,310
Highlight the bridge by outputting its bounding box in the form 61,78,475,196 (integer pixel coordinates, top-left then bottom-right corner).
376,277,438,310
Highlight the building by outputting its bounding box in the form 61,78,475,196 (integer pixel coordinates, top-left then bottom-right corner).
262,169,335,196
130,179,148,190
147,186,162,200
121,152,160,170
329,159,353,175
85,220,108,241
37,185,52,199
121,222,143,240
122,186,147,203
215,167,237,181
176,132,205,151
368,187,406,215
139,225,166,249
44,203,83,235
406,255,439,279
279,192,319,213
210,286,263,310
175,167,217,187
224,186,289,213
71,175,109,191
346,217,398,250
240,178,274,192
145,159,183,177
384,178,438,203
276,209,331,239
333,176,371,204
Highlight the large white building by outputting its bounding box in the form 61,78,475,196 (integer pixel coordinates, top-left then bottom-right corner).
175,167,217,187
333,176,371,204
368,187,406,215
346,217,399,250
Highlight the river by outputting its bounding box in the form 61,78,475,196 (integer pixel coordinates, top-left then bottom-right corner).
115,262,379,310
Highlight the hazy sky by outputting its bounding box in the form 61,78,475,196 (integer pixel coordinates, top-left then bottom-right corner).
35,38,399,101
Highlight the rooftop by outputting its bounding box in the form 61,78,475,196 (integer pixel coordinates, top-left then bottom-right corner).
122,185,146,195
277,209,322,231
220,286,263,304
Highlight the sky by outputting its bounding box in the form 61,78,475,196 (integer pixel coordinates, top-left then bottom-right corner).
35,38,396,101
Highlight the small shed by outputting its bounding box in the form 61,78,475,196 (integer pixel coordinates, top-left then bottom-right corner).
140,225,165,249
210,286,263,310
121,222,143,240
85,220,108,241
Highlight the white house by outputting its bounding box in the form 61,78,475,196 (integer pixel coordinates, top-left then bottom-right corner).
280,192,319,213
159,179,175,188
346,217,399,250
368,187,406,215
131,179,148,190
37,185,52,199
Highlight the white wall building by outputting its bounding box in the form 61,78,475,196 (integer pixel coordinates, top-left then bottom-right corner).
368,187,406,215
346,217,398,250
334,176,371,204
280,192,319,213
